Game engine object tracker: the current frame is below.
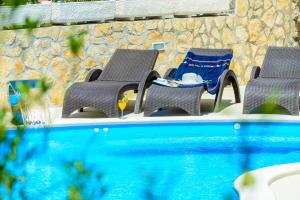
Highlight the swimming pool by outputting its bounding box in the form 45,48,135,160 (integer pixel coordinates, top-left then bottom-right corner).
5,121,300,200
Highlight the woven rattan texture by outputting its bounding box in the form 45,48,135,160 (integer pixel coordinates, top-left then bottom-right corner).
99,49,158,82
244,47,300,115
62,49,158,117
63,81,139,117
261,47,300,79
190,48,233,56
144,48,236,116
244,78,300,115
144,84,203,116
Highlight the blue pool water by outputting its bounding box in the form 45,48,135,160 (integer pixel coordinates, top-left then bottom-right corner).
5,121,300,200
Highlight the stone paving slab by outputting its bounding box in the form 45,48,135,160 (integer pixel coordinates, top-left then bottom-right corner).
48,86,300,126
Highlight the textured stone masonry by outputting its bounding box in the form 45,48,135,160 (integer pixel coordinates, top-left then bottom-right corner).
0,0,298,106
293,0,300,44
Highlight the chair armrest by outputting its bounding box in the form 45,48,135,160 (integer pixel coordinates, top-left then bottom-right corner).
134,70,161,114
84,68,102,82
141,70,161,86
219,69,235,87
163,68,177,79
250,66,261,80
214,69,241,112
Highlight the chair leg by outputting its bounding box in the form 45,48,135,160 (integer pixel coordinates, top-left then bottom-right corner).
134,80,156,114
134,71,160,114
214,89,224,112
62,100,77,118
144,107,157,117
282,105,299,116
62,113,69,118
231,76,241,103
188,108,201,116
134,87,146,114
190,87,205,116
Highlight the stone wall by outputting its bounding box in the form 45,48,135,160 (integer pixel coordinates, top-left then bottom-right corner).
0,0,298,106
293,0,300,44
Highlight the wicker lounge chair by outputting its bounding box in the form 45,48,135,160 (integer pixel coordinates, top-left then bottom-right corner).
143,48,241,116
62,49,159,118
243,47,300,115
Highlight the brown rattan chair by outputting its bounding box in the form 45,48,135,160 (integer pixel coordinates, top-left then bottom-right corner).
62,49,159,118
243,47,300,115
143,48,241,116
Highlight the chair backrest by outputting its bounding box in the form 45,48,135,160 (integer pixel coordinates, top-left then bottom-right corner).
260,47,300,79
190,48,233,57
99,49,158,82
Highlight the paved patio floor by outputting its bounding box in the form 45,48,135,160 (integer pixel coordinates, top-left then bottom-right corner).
48,86,300,126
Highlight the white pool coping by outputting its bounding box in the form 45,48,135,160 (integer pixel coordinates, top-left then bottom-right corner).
234,162,300,200
50,108,300,126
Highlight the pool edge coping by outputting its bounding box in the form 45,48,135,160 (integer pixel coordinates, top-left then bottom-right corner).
234,162,300,200
50,114,300,127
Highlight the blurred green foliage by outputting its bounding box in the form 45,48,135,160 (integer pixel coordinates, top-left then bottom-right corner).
141,170,177,200
0,0,101,6
0,0,28,8
0,0,268,198
0,79,50,198
0,5,96,197
24,17,39,34
242,172,256,187
143,174,165,200
65,161,107,200
68,30,87,56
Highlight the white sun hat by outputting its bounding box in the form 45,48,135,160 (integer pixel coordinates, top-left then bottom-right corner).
182,73,203,84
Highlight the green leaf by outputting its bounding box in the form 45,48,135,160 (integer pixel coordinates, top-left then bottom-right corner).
100,186,107,195
242,172,255,187
24,17,39,35
38,78,50,93
3,0,27,7
7,175,16,192
17,82,30,96
68,31,87,56
0,108,7,121
69,186,83,200
97,172,104,180
0,125,6,141
73,161,84,173
123,97,128,104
